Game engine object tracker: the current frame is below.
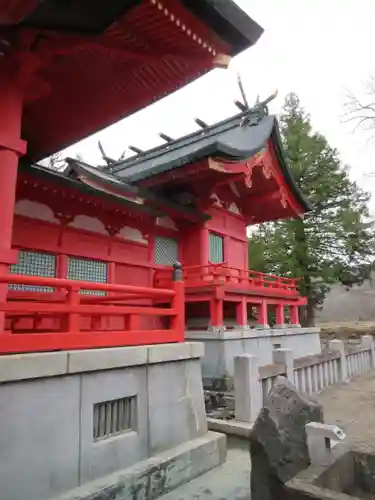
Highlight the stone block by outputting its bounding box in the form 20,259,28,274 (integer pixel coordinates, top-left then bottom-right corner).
207,417,254,438
234,354,262,423
0,351,68,382
250,376,324,500
79,366,149,485
147,342,192,364
67,346,148,373
272,348,294,382
0,375,80,500
147,359,207,455
189,341,205,359
52,432,225,500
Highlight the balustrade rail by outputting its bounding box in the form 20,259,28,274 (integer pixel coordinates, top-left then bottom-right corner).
258,363,286,403
0,270,184,354
346,346,372,378
154,263,300,297
232,337,375,425
293,352,341,395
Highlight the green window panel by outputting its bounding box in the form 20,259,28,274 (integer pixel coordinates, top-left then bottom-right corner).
9,250,56,292
209,233,224,263
67,257,108,296
155,236,179,265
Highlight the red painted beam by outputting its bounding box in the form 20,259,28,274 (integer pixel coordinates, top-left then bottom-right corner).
0,330,183,354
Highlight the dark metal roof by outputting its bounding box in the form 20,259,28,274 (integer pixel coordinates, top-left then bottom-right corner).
2,1,263,161
18,162,163,217
17,0,263,55
179,0,263,55
109,108,312,213
20,159,210,221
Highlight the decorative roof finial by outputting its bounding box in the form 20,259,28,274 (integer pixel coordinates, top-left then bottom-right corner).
241,88,279,127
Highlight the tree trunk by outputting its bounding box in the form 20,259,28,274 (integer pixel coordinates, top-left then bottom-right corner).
303,299,316,327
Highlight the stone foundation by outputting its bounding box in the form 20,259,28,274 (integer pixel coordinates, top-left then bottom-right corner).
54,432,226,500
0,342,223,500
186,327,321,387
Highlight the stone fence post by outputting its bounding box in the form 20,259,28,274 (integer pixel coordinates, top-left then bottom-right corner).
329,339,348,382
273,348,294,383
361,335,375,368
234,354,262,423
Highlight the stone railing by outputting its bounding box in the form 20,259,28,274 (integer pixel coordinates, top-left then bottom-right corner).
258,363,286,403
234,335,375,424
293,351,341,395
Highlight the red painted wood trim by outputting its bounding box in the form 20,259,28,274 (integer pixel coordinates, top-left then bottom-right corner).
0,330,183,354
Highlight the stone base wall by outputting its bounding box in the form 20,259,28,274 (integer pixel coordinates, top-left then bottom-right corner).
54,432,226,500
0,342,219,500
186,327,321,387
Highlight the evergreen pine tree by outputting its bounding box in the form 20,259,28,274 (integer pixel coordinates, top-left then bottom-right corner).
248,93,375,326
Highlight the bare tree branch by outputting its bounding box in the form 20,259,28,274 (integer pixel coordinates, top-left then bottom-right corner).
343,78,375,142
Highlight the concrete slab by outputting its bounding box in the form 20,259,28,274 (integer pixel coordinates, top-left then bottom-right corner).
147,359,207,455
0,351,68,382
159,437,251,500
68,346,148,373
0,375,80,500
147,342,193,364
52,432,226,500
207,418,254,438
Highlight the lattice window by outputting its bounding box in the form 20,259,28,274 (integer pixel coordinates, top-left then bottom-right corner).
9,250,56,292
154,236,178,266
93,396,137,441
67,257,107,296
209,233,224,264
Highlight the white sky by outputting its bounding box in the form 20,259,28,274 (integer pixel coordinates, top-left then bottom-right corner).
64,0,375,211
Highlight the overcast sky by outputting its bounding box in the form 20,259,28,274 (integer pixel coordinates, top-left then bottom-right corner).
64,0,375,211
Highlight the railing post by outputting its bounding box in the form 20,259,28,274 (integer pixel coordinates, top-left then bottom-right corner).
234,354,262,423
329,339,348,382
275,303,285,329
171,262,185,341
125,314,141,331
361,335,375,369
236,298,248,329
65,285,80,333
256,300,269,329
210,298,224,331
289,304,301,327
273,348,294,382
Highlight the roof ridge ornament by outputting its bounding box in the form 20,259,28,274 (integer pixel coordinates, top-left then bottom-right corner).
241,89,278,127
236,71,278,127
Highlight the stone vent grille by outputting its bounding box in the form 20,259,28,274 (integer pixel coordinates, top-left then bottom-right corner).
9,250,56,292
67,257,107,296
93,396,137,441
155,236,178,265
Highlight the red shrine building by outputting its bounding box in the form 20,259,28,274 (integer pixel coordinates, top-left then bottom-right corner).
6,105,311,353
0,2,315,500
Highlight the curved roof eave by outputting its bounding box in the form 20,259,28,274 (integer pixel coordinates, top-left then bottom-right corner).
270,121,313,213
113,113,312,214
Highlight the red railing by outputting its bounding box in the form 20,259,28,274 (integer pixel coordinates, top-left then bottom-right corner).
154,263,299,297
0,268,184,354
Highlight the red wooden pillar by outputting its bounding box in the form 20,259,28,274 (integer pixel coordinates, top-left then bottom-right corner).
275,303,285,328
257,300,269,328
200,227,209,265
290,304,300,326
210,298,223,330
0,66,27,333
236,298,247,327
